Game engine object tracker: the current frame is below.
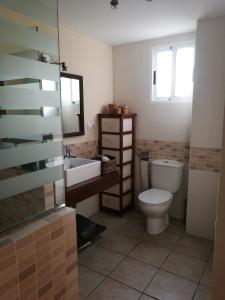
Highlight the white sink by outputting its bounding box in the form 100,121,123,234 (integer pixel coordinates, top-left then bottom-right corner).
64,157,101,187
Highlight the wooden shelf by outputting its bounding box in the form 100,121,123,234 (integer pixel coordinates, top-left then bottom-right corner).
65,170,120,207
98,113,136,214
98,113,137,118
102,146,132,151
101,131,133,135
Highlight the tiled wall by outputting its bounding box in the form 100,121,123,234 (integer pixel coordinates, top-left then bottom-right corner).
70,140,97,158
68,139,222,174
136,139,190,163
190,147,221,173
136,139,222,171
0,207,78,300
0,184,55,233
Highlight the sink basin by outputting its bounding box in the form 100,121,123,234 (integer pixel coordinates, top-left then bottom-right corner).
64,157,101,187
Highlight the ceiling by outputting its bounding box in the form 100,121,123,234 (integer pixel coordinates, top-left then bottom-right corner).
59,0,225,45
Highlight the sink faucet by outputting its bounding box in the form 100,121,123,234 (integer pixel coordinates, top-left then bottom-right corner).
64,145,71,158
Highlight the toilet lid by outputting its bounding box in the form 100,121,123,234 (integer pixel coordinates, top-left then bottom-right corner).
138,188,172,205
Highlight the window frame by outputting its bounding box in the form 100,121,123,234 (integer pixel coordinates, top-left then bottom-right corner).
152,41,195,103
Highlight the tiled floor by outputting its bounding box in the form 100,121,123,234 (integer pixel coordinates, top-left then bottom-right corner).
78,210,213,300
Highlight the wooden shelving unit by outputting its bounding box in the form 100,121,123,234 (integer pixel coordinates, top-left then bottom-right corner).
98,113,137,215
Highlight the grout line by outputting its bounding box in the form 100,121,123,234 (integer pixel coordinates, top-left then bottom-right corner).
84,245,135,297
157,268,200,285
79,212,213,299
141,292,160,300
85,274,106,299
198,260,208,285
191,284,199,300
141,230,187,298
166,249,210,263
142,268,160,298
84,225,145,298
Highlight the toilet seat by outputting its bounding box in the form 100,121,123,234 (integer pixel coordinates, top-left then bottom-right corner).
138,188,172,206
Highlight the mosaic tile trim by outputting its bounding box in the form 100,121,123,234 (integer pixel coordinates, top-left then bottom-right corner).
136,139,221,172
190,147,221,173
69,140,97,158
0,207,78,300
136,139,190,163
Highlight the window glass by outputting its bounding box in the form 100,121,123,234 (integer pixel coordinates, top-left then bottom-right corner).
152,42,195,102
156,50,172,98
175,47,194,98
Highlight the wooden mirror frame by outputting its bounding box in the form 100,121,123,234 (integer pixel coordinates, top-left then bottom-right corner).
60,72,85,137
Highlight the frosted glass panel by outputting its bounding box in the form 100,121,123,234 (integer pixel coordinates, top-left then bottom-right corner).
0,87,60,109
175,47,194,98
0,141,62,169
0,0,58,28
0,165,63,200
156,49,172,98
0,0,64,233
0,19,58,56
0,54,59,81
0,116,62,138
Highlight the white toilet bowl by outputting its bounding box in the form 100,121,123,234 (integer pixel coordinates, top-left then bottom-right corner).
138,188,173,235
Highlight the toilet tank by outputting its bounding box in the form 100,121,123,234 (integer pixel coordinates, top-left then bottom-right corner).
151,160,184,193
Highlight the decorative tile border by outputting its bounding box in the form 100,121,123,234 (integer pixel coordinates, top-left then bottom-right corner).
69,140,97,158
0,207,78,300
190,147,221,173
136,139,190,163
67,139,221,173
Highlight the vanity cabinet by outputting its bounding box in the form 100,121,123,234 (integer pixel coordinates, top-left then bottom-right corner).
98,113,137,215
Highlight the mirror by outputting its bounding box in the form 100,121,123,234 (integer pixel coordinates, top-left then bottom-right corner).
60,72,85,137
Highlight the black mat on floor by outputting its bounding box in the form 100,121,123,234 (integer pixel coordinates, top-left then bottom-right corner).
76,214,106,250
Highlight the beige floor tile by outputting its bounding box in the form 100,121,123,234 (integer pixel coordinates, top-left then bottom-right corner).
174,234,213,260
87,278,141,300
78,243,97,260
129,241,170,267
147,230,182,249
79,246,124,275
194,285,212,300
90,212,128,232
162,252,206,282
123,210,145,223
109,257,158,292
120,221,151,241
167,219,186,235
145,270,197,300
200,259,213,288
139,294,155,300
96,228,115,240
98,234,140,255
78,265,105,299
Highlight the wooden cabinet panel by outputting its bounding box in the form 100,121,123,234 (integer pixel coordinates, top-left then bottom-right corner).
98,113,136,214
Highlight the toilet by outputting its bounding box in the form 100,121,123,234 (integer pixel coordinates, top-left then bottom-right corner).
138,159,184,235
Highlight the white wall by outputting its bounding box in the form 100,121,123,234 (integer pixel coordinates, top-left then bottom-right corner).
113,32,195,143
187,16,225,239
59,26,113,145
59,26,113,216
113,33,195,220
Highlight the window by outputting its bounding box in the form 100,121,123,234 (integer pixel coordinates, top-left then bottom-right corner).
152,42,195,102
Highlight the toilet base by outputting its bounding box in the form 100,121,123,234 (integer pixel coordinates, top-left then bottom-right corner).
146,213,169,235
